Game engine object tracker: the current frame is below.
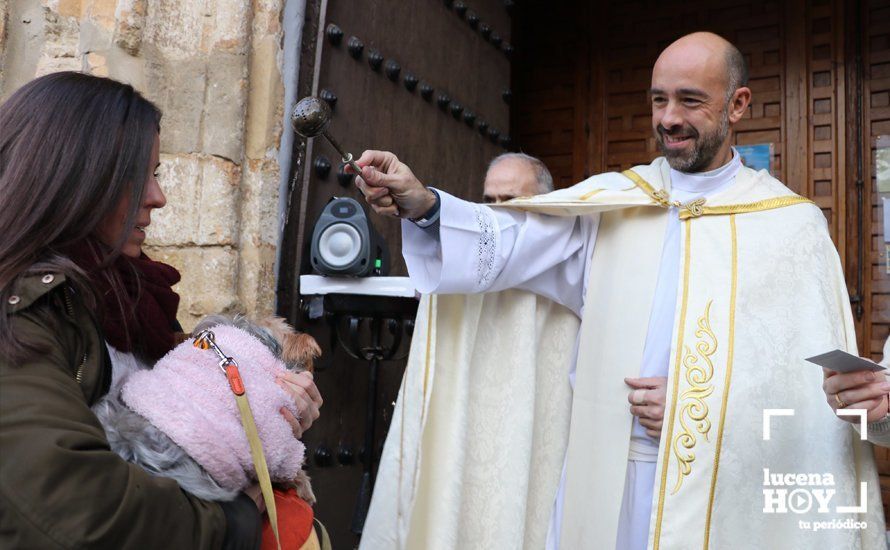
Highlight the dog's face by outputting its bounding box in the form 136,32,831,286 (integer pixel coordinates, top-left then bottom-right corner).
253,317,321,373
192,315,321,373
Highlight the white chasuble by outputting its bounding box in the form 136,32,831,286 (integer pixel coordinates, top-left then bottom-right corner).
362,290,580,550
360,158,886,550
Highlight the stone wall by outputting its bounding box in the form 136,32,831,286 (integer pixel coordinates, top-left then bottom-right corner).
0,0,289,330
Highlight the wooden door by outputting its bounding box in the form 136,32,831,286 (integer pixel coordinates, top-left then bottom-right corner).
854,0,890,520
279,1,512,546
516,0,847,243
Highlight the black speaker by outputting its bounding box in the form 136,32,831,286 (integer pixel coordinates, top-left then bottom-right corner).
310,197,389,277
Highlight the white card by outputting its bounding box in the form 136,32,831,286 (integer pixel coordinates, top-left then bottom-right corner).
805,349,886,373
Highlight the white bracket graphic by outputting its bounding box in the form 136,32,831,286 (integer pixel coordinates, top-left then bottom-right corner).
836,482,868,514
836,409,869,440
763,409,795,440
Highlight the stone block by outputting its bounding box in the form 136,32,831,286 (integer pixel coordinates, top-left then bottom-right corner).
240,157,281,247
237,159,281,322
237,241,277,319
85,50,107,76
0,1,45,98
144,51,205,154
143,244,240,331
83,0,115,30
51,0,82,19
251,0,282,36
142,0,203,60
208,0,249,54
148,154,200,245
141,0,250,59
104,44,145,89
113,0,146,56
195,154,242,245
202,51,247,161
1,0,9,52
35,8,82,77
148,153,241,247
244,35,283,160
79,17,112,52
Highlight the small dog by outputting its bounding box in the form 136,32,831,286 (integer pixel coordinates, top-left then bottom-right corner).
93,315,321,504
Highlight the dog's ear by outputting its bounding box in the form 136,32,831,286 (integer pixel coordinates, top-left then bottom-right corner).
253,316,294,343
254,316,322,372
281,332,322,372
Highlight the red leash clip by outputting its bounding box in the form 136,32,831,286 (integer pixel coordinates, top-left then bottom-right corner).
194,329,246,396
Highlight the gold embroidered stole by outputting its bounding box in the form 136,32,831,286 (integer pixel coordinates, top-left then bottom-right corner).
648,212,739,550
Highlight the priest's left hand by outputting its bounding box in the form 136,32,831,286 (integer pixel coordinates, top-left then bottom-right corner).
823,368,890,423
626,376,668,438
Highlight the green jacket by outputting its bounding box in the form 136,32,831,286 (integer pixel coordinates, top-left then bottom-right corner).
0,272,235,549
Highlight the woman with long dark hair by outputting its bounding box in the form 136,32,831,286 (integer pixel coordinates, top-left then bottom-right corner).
0,71,320,548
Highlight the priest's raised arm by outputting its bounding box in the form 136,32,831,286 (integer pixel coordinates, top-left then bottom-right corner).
352,150,596,316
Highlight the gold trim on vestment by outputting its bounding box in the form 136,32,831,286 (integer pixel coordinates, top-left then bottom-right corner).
622,169,667,206
653,219,693,549
678,196,814,219
703,215,738,549
579,189,604,200
671,300,717,495
622,169,814,220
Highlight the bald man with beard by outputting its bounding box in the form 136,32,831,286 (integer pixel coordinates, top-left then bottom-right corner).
355,32,887,550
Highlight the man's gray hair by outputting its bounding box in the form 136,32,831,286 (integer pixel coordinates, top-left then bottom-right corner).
488,152,554,193
725,43,749,101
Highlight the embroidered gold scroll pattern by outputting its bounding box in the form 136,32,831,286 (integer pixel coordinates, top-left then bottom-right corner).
671,299,717,495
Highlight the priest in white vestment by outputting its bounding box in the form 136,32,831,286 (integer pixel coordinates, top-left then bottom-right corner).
353,32,888,550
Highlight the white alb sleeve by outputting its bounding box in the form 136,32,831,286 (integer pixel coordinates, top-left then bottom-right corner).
402,190,597,315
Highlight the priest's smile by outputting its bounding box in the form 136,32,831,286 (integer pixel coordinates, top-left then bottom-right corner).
661,133,694,149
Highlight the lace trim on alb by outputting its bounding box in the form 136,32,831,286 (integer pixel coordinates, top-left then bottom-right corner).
473,205,497,289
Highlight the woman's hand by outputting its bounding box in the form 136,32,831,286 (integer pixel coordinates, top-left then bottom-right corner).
823,368,890,423
276,371,323,438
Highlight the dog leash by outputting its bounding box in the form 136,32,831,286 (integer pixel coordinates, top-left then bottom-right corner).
193,329,282,550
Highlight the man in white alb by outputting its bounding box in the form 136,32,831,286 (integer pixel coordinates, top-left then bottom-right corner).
354,32,886,550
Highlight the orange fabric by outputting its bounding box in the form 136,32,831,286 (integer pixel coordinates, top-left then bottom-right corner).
261,488,314,549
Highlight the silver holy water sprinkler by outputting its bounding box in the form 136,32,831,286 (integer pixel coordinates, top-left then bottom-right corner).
291,96,363,178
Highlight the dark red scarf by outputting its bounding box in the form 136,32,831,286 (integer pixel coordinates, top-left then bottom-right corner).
66,240,181,362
